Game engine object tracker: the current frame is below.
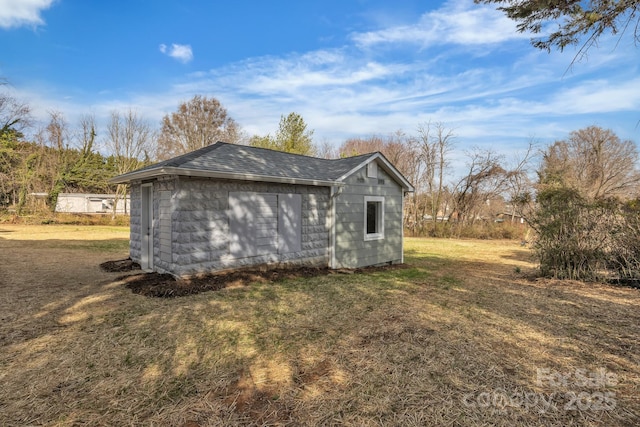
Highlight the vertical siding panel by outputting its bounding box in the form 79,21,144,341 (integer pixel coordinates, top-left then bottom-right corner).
278,193,302,254
229,192,279,257
334,162,404,268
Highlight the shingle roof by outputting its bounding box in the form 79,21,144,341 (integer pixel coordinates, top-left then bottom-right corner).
111,142,414,191
134,142,372,181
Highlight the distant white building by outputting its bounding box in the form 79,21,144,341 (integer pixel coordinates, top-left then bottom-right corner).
55,193,130,215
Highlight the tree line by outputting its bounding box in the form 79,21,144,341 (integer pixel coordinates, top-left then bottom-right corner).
1,90,531,232
0,104,153,215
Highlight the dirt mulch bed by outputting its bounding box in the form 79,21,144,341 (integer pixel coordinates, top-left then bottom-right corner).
99,258,141,272
108,262,405,298
609,277,640,289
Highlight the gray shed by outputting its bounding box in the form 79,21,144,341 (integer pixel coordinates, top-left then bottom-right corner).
111,142,414,277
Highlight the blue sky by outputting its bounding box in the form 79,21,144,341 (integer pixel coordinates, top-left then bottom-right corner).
1,0,639,160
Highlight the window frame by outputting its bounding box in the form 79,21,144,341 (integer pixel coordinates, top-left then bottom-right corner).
364,196,385,241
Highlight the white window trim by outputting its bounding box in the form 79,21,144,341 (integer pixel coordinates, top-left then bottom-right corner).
364,195,384,241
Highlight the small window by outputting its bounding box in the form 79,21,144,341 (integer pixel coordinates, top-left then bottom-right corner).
364,196,384,240
367,162,378,178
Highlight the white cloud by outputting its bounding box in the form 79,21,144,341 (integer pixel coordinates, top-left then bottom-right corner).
0,0,55,29
548,78,640,114
236,53,405,94
351,0,529,48
159,43,193,63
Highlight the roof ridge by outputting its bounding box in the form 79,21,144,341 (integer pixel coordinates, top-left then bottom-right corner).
155,141,379,166
222,142,381,163
233,143,336,161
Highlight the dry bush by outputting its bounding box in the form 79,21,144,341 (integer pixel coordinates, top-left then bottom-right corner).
411,221,526,240
531,188,640,281
0,211,129,226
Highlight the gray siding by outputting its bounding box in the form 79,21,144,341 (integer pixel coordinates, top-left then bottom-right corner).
334,162,404,268
278,193,302,254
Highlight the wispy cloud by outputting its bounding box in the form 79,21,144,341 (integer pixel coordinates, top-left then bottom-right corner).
214,50,407,95
351,0,529,48
14,0,639,159
0,0,55,29
21,43,638,151
159,43,193,63
176,42,638,146
548,78,640,114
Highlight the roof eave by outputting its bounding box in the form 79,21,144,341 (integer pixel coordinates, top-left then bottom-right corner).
109,166,341,188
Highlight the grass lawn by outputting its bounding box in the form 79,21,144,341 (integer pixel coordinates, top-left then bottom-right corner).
0,226,638,426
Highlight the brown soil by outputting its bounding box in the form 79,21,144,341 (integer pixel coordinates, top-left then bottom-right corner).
99,258,141,272
107,262,406,298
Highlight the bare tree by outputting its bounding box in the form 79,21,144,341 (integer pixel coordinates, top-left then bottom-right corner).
451,148,508,228
156,95,242,160
504,140,537,222
391,134,423,236
77,115,97,154
316,139,338,159
417,121,454,229
45,111,73,211
540,126,640,200
46,111,69,151
0,93,31,138
339,136,385,157
67,114,110,194
106,109,154,216
43,112,105,211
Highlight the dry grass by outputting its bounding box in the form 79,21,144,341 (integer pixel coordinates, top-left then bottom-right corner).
0,226,638,426
0,212,130,226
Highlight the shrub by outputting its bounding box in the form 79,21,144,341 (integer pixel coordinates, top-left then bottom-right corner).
609,200,640,280
530,188,640,281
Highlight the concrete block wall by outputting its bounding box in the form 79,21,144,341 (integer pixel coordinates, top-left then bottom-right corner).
155,177,330,276
129,183,142,263
153,179,176,273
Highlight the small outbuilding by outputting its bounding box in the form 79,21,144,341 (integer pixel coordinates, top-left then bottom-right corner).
111,142,414,277
55,193,130,214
